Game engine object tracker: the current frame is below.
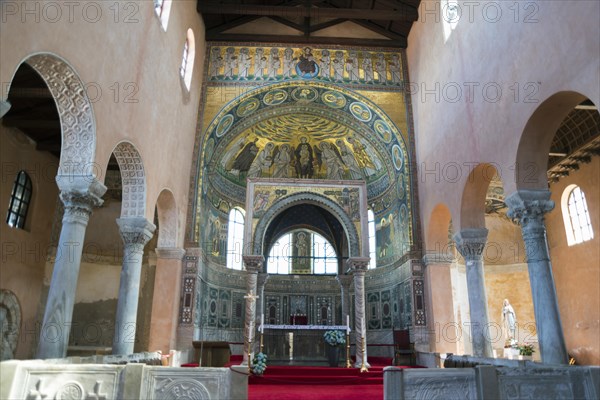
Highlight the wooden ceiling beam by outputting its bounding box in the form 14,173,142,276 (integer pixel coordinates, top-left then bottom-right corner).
207,33,404,48
198,3,418,21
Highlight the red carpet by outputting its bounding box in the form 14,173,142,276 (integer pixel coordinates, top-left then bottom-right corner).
248,357,401,400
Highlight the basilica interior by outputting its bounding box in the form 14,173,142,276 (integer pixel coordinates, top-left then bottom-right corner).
0,0,599,398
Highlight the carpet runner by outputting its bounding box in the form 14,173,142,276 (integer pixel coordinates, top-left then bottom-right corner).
248,357,399,400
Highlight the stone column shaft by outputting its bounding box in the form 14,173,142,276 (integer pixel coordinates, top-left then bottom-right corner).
454,228,493,358
336,275,353,325
37,175,106,359
112,217,156,355
148,247,185,353
348,257,370,368
422,253,458,354
257,273,269,327
506,190,568,364
242,255,264,366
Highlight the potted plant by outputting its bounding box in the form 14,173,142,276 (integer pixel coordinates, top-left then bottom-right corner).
252,352,267,375
518,343,535,360
323,330,346,367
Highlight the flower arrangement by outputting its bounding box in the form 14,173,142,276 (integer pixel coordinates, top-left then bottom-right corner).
252,352,267,375
323,330,346,347
518,343,535,356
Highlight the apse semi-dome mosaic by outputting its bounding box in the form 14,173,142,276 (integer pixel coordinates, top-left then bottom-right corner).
196,81,414,262
202,82,407,198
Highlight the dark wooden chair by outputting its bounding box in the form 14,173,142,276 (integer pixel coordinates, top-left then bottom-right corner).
393,329,415,366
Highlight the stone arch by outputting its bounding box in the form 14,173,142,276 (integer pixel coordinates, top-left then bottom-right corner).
155,189,178,248
459,163,501,230
20,53,96,175
0,289,21,361
426,203,453,254
251,192,361,259
513,91,589,191
111,141,147,218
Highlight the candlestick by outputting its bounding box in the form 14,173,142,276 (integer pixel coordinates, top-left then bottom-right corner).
260,314,264,333
346,315,350,334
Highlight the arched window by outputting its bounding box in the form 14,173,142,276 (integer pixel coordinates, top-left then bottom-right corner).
226,208,245,270
179,29,195,91
6,171,32,229
153,0,172,31
267,230,338,274
368,209,377,269
561,185,594,246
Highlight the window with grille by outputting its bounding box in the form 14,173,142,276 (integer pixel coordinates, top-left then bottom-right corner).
6,171,32,229
368,209,377,269
226,208,245,270
179,29,195,90
154,0,172,30
267,230,338,274
561,185,594,246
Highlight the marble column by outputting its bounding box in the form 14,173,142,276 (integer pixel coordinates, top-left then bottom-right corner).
112,217,156,355
336,274,353,326
348,257,371,368
148,247,186,353
37,175,106,359
0,100,11,119
256,273,269,327
422,253,458,354
454,228,493,358
242,255,264,366
506,190,568,365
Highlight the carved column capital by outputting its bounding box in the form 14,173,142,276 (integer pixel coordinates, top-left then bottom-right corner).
116,217,156,249
453,228,488,261
155,247,186,260
336,274,354,289
243,255,265,273
346,257,370,274
422,252,455,266
506,190,554,238
57,175,107,225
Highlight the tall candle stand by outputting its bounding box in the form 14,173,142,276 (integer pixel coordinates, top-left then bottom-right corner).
345,333,351,368
260,330,264,353
359,334,368,373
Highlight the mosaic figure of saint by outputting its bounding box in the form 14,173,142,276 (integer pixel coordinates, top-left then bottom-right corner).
238,48,251,80
209,47,223,79
294,136,314,178
267,48,280,80
375,53,387,84
283,48,295,79
347,136,377,177
362,53,374,83
319,50,331,79
319,141,344,180
231,138,259,174
254,48,267,80
336,139,363,180
224,47,236,79
272,144,292,178
389,54,402,85
333,51,344,82
248,142,274,178
346,51,360,82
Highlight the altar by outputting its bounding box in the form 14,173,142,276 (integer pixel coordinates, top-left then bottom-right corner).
261,324,349,362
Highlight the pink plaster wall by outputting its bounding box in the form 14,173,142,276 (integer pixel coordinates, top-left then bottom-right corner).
0,125,59,358
546,157,600,365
